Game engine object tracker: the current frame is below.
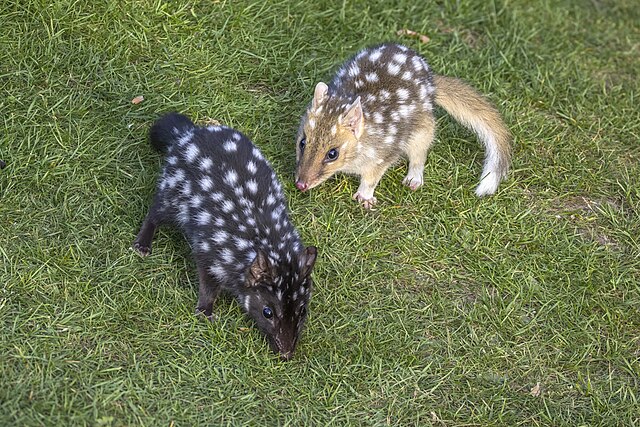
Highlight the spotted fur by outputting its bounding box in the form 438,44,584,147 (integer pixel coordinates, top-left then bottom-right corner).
295,43,512,208
133,113,317,360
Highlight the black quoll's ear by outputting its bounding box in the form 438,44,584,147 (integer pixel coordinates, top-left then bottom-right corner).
312,82,329,111
246,251,272,287
340,96,364,138
299,246,318,278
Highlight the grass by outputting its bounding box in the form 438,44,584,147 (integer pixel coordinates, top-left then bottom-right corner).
1,0,638,425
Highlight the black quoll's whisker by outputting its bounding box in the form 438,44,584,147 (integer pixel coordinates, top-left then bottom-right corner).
133,112,318,359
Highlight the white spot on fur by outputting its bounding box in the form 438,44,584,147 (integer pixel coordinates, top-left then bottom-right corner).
221,200,234,213
374,112,384,124
419,85,428,100
348,63,360,77
177,204,189,224
330,124,337,136
232,132,242,141
393,53,407,63
397,104,415,118
223,140,237,152
167,156,178,165
387,62,401,75
246,160,257,174
243,295,251,312
199,240,210,252
208,264,227,280
213,229,228,242
210,192,224,202
196,211,211,225
207,126,222,132
234,237,251,250
224,169,238,186
412,56,424,71
166,169,185,188
397,88,409,100
246,179,258,194
365,72,378,83
384,135,395,145
252,148,264,160
199,176,213,191
190,194,203,208
184,143,199,163
199,157,213,171
369,49,383,62
309,118,316,129
177,131,193,146
402,71,413,80
220,248,235,264
179,180,192,197
380,89,390,100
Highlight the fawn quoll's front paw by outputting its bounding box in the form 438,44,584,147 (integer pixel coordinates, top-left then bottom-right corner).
352,192,378,210
132,241,152,257
402,174,423,191
195,307,217,323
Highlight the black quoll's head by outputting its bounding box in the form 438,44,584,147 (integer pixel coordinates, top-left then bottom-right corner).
241,246,317,360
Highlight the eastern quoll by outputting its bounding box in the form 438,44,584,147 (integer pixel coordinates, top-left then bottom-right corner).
295,43,512,208
133,113,318,360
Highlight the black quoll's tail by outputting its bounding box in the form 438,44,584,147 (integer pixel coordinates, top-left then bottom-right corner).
149,113,196,153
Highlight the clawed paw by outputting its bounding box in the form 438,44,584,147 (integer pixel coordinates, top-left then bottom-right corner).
195,308,217,323
402,175,423,191
352,192,378,210
132,242,151,257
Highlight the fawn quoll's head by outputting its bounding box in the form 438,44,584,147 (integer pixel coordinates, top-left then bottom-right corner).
242,246,317,360
295,82,365,192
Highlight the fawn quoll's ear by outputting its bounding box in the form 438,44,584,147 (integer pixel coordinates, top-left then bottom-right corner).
339,96,364,138
312,82,329,111
298,246,317,278
246,250,272,287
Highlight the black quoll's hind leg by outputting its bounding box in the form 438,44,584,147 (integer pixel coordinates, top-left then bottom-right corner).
195,262,221,322
132,197,162,257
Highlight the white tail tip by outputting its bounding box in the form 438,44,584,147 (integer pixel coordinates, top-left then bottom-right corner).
474,172,501,197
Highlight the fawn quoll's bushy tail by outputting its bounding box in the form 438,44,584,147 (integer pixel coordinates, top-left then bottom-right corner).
433,75,512,196
148,112,196,153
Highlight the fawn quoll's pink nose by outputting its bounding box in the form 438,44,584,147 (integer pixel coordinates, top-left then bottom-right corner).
295,181,309,192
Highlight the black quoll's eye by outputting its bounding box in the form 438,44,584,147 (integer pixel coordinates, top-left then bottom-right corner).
262,306,273,319
299,138,306,152
325,148,339,161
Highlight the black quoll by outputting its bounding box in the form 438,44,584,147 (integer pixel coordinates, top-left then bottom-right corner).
133,113,317,360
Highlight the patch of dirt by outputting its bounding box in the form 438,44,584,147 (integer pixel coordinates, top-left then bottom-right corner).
548,195,623,250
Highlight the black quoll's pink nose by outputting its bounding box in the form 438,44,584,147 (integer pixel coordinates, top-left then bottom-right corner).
295,181,309,192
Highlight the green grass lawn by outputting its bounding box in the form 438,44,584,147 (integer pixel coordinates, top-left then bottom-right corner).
1,0,639,425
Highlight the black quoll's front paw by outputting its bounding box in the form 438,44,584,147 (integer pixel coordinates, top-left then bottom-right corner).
132,241,152,257
195,307,217,323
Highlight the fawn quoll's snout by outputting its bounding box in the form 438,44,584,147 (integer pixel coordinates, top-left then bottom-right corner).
295,180,309,192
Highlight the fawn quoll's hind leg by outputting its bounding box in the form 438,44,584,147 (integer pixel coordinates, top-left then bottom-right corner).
132,196,163,257
402,115,436,191
195,262,221,322
353,162,391,209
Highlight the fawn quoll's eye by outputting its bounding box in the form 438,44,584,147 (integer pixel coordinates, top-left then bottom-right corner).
262,306,273,319
325,148,339,161
299,138,306,152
